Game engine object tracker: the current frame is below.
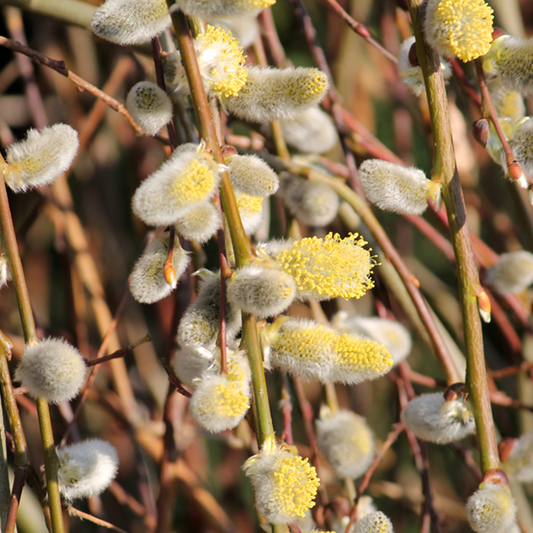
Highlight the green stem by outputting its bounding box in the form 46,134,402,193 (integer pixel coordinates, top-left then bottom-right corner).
406,0,499,473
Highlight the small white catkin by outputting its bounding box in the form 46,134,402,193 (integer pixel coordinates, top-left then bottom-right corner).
4,124,79,193
353,511,394,533
173,345,217,389
226,263,297,318
15,338,86,404
126,81,173,136
280,173,339,227
91,0,171,46
129,235,190,304
57,439,119,501
226,154,280,197
485,250,533,294
401,392,475,444
358,159,441,216
466,483,517,533
223,66,329,123
176,0,275,18
316,409,375,479
174,201,221,243
502,432,533,482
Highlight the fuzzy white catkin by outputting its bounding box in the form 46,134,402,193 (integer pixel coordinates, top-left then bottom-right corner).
126,81,173,136
57,439,118,501
466,483,517,533
401,392,475,444
502,432,533,482
176,0,275,18
174,201,221,243
485,250,533,294
91,0,171,46
132,143,220,227
502,118,533,178
280,173,339,227
226,263,297,317
353,511,394,533
4,124,79,193
173,346,217,389
316,409,375,479
234,190,265,235
226,154,280,197
358,159,441,215
129,235,190,304
15,338,86,404
224,66,329,123
488,82,526,125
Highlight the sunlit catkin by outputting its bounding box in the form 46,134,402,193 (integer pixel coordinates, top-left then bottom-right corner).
126,81,173,136
243,434,320,524
502,432,533,482
226,154,280,197
129,235,190,304
280,173,339,227
235,190,264,235
57,439,119,501
489,83,525,124
174,201,221,243
224,66,329,123
358,159,441,215
423,0,493,62
132,143,220,227
3,124,79,193
353,511,394,533
91,0,170,45
175,0,275,17
485,250,533,294
15,338,86,404
501,117,533,179
483,35,533,96
226,262,297,317
263,317,392,384
316,408,375,479
466,483,517,533
401,391,475,444
177,270,242,349
259,232,374,301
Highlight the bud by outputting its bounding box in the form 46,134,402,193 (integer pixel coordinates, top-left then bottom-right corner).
280,173,339,227
332,313,412,366
398,36,451,96
165,25,248,100
177,270,242,349
401,391,475,444
259,232,374,301
353,511,394,533
57,439,119,501
15,338,86,404
466,482,517,533
485,250,533,294
483,35,533,96
226,262,297,317
189,350,251,432
175,0,275,18
174,201,221,243
223,66,329,123
316,408,375,479
126,81,173,136
235,190,264,235
243,434,320,524
132,142,220,227
3,124,79,193
473,118,490,147
358,159,441,215
423,0,494,62
129,234,190,304
226,154,280,197
91,0,171,46
262,316,392,385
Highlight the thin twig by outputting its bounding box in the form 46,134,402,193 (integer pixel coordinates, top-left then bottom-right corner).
67,506,128,533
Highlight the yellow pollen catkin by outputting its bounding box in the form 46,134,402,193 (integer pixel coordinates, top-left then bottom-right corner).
199,382,249,417
236,192,263,213
168,158,216,202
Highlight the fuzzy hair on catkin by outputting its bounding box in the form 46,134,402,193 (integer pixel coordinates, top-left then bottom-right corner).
226,154,280,197
129,235,190,304
132,143,220,227
226,263,297,318
91,0,171,45
485,250,533,294
358,159,440,215
401,392,475,444
57,439,118,501
466,483,517,533
174,201,221,243
353,511,394,533
175,0,275,18
177,271,242,349
173,346,216,389
126,81,173,136
4,124,79,193
501,118,533,179
0,253,10,288
223,66,329,123
280,173,339,227
15,338,86,404
234,190,264,235
316,409,375,479
502,432,533,482
489,82,526,124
